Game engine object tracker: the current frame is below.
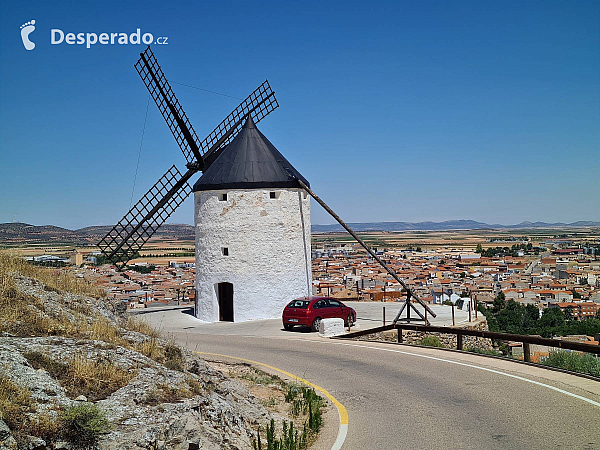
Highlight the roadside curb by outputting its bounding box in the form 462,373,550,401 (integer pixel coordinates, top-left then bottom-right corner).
194,351,348,450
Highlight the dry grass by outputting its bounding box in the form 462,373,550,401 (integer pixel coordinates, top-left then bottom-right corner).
68,355,135,400
125,316,160,338
185,376,204,395
0,254,147,348
0,254,165,353
0,252,194,402
0,283,82,338
0,252,105,299
136,338,165,361
144,380,200,405
0,253,97,339
87,318,129,348
25,413,62,444
23,351,135,401
0,373,34,429
134,339,185,371
0,373,62,446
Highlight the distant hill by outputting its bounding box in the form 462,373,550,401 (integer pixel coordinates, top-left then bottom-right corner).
0,223,195,244
311,220,600,232
1,220,599,244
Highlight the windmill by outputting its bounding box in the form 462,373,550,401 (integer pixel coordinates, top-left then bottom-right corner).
99,47,435,324
97,47,279,270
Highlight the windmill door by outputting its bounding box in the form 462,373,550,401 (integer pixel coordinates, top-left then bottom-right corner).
217,282,234,322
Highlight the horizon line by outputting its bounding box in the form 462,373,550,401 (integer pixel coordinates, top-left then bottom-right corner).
3,219,600,230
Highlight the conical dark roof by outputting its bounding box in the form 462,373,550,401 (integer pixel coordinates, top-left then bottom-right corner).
193,116,309,191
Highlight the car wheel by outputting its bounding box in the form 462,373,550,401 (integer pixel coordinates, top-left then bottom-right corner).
346,314,355,327
284,324,294,331
311,317,322,332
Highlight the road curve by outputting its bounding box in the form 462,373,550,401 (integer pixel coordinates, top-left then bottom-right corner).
145,311,600,449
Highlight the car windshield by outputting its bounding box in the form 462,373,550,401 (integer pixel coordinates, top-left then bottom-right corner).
287,300,310,309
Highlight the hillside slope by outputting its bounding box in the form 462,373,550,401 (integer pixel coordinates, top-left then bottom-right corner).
0,255,273,449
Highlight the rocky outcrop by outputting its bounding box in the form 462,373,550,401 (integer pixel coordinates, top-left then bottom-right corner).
0,272,274,449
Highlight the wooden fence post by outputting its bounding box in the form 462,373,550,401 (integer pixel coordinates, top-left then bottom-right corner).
523,342,531,362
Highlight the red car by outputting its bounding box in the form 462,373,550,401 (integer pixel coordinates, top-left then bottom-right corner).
282,296,356,331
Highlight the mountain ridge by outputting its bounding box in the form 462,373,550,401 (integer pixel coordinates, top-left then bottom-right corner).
311,220,600,232
1,220,599,244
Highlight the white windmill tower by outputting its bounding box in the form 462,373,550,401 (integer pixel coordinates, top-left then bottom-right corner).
192,115,312,322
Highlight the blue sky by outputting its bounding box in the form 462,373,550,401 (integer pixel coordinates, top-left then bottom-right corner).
1,0,598,229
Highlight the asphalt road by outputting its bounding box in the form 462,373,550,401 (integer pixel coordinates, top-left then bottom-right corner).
143,309,600,450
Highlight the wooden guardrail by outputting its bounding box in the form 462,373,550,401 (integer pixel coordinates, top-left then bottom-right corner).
338,324,600,362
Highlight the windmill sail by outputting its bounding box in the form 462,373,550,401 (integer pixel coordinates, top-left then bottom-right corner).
135,47,203,164
200,80,279,167
99,47,280,269
98,165,192,269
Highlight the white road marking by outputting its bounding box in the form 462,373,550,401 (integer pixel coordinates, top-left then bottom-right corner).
332,341,600,408
332,424,348,450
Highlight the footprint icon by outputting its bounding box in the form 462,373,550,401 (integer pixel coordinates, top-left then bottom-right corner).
20,20,36,50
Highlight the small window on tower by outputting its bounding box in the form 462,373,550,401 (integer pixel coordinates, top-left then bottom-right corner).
219,193,228,201
269,191,280,199
222,247,229,256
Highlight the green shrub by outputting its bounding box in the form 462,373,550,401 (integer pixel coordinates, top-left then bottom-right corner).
253,385,324,449
465,346,501,356
540,351,600,377
240,367,282,386
419,335,443,347
253,419,306,450
60,402,110,448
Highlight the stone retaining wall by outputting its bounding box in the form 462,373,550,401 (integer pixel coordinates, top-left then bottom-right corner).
359,318,495,352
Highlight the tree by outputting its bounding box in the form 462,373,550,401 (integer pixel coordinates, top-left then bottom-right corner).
564,305,574,321
496,300,526,334
492,292,506,314
572,289,582,300
523,304,540,330
537,308,566,336
127,264,155,274
476,243,483,254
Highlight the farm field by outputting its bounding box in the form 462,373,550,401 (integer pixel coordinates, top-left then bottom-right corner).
3,226,599,267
